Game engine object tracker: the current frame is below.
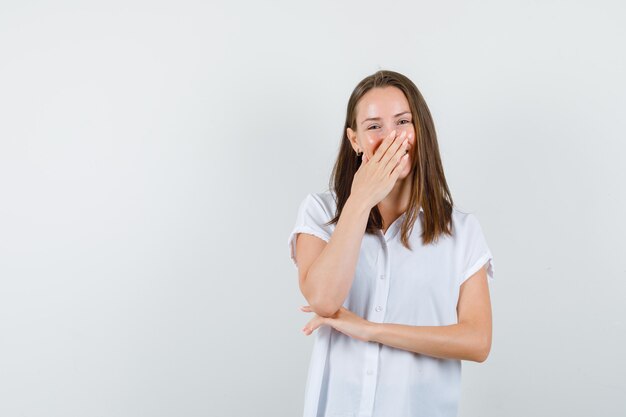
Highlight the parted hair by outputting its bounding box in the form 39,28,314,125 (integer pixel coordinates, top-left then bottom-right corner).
324,69,454,250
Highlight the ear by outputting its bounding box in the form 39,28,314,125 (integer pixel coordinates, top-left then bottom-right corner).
346,127,358,152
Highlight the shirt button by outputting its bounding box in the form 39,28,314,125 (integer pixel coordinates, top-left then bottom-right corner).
379,274,385,280
375,306,382,312
366,369,373,375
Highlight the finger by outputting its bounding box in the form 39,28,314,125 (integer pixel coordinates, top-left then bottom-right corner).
301,318,313,333
389,152,410,179
302,318,322,335
376,129,408,165
380,130,409,172
300,305,312,312
372,129,398,163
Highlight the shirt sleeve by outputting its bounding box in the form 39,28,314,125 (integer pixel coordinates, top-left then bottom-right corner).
287,193,333,269
458,213,495,287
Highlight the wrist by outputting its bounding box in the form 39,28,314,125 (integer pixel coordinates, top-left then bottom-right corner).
367,321,382,343
345,195,372,217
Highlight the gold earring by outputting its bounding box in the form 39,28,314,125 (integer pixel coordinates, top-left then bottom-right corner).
356,149,362,156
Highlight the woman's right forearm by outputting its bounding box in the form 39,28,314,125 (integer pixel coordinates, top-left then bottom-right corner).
303,195,372,318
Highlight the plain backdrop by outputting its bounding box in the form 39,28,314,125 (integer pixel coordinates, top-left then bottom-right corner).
1,1,625,416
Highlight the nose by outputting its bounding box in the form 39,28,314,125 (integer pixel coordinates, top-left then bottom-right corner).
379,126,411,142
379,128,396,141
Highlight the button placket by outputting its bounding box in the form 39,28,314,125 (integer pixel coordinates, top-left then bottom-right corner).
358,236,392,417
359,344,379,415
372,243,390,319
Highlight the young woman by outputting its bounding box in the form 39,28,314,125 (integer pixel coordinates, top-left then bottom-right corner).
287,70,495,417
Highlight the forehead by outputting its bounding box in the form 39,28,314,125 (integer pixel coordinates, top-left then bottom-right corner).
356,86,409,119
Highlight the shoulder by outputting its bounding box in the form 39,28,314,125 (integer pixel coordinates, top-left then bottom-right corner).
450,206,483,240
307,190,337,217
451,206,495,285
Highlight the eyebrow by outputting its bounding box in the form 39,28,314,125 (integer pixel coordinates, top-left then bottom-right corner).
361,111,412,125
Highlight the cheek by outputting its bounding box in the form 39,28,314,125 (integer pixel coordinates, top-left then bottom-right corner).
364,134,380,153
364,132,379,143
362,127,415,155
399,125,416,141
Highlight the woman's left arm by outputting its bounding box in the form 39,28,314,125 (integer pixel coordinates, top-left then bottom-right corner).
370,265,492,362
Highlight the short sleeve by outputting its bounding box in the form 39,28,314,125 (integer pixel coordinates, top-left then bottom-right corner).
458,213,495,287
287,193,333,269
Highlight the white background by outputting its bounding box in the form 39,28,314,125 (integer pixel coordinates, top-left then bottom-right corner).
1,1,624,416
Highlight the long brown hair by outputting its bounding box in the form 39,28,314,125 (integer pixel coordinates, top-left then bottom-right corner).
324,70,454,249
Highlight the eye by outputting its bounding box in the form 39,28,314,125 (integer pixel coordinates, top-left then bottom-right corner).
398,119,411,125
367,125,380,130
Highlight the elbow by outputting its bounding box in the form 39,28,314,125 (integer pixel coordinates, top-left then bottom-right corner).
474,347,490,363
300,284,340,318
462,324,491,363
301,272,342,318
465,322,491,363
309,298,341,318
473,336,492,363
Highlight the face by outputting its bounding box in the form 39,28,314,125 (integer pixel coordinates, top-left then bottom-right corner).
346,86,416,180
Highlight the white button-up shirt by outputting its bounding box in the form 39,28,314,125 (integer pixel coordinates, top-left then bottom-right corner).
288,191,495,417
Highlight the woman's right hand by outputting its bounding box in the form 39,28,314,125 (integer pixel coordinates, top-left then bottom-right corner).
350,129,410,210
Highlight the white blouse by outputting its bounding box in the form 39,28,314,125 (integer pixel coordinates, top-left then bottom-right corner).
287,191,495,417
